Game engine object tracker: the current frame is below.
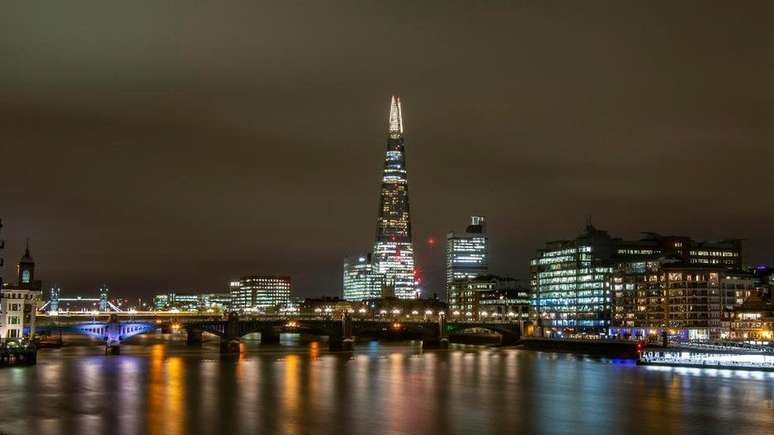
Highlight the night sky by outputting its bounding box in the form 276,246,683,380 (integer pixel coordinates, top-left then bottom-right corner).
2,2,773,299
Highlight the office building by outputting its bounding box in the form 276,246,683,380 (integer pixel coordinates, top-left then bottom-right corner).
530,224,744,334
448,275,528,320
343,254,384,301
229,275,291,311
372,96,418,299
200,292,231,310
446,216,488,289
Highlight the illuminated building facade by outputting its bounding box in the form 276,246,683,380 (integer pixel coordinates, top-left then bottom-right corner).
372,96,417,299
448,275,528,321
727,293,774,340
229,275,291,311
0,245,43,339
446,216,488,289
531,225,746,335
610,264,755,340
343,254,384,301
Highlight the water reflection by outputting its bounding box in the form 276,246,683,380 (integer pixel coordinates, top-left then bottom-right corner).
0,337,773,435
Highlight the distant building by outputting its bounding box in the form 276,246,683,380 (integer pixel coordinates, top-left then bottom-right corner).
448,275,528,321
229,275,291,311
446,216,488,289
199,293,231,311
151,292,204,311
153,294,169,310
343,254,384,301
0,244,43,339
530,225,744,335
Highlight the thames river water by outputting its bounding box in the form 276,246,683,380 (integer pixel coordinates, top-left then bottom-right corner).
1,334,774,435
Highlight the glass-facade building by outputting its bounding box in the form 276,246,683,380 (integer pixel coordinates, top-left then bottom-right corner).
531,244,613,331
530,225,746,335
446,216,488,288
229,275,291,311
372,96,418,299
343,254,384,301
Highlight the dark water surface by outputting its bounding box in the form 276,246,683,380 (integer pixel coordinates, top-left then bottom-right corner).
1,334,773,435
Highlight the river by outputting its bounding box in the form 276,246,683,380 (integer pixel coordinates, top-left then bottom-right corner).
1,333,773,435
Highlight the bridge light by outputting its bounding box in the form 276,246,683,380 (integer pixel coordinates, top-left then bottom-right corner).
91,310,99,316
50,311,59,316
128,309,137,314
425,310,433,315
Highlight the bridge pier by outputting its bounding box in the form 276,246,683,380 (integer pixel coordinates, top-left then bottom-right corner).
187,328,203,345
220,312,242,354
105,342,121,355
423,313,449,349
260,330,280,344
500,333,520,346
328,313,355,351
220,339,241,353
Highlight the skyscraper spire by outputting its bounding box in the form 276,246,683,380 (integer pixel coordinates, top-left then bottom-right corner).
388,95,403,136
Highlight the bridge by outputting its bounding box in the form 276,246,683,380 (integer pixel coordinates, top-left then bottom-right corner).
40,286,121,312
34,313,520,354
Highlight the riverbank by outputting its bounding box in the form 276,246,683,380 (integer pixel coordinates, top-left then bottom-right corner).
519,337,641,358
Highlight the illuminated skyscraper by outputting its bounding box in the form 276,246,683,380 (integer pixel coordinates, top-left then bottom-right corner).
372,96,417,299
446,216,488,287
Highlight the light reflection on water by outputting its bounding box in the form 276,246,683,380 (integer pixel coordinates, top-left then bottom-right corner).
0,335,773,435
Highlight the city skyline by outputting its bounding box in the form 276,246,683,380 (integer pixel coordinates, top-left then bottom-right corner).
2,2,774,299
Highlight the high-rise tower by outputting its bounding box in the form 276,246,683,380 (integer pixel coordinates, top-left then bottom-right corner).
373,96,418,299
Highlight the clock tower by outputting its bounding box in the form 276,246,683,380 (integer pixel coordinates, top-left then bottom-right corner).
17,239,39,290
